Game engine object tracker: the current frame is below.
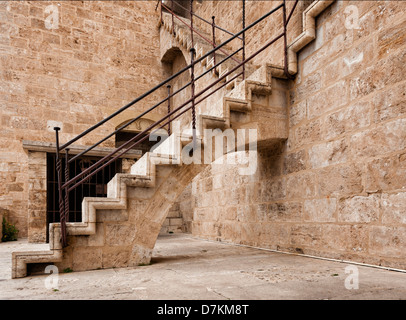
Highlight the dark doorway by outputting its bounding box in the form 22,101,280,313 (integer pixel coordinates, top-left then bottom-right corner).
163,0,191,19
46,153,121,242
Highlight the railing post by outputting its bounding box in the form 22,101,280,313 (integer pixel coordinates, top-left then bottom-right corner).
171,0,175,34
242,0,246,80
64,149,70,224
54,127,67,248
190,48,196,146
190,0,194,49
282,0,289,78
167,84,171,136
212,16,216,67
160,0,163,25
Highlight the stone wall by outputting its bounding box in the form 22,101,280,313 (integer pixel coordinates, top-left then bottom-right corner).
0,1,167,238
191,1,406,270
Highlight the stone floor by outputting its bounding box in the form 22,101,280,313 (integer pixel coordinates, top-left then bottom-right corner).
0,233,405,300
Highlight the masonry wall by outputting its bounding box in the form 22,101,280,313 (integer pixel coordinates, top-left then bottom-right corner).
191,1,406,270
0,1,167,238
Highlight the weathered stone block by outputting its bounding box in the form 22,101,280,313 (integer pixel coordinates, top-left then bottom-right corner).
267,202,302,222
350,118,406,159
307,80,348,120
102,247,130,269
105,223,135,246
286,172,317,199
308,138,348,169
259,178,286,202
365,152,406,193
378,19,406,59
283,149,308,174
292,118,322,148
289,99,307,128
321,224,368,253
381,192,406,225
290,224,322,248
304,198,337,222
72,247,103,271
373,81,406,123
169,218,183,226
338,194,380,223
322,101,371,140
318,164,363,197
369,226,406,256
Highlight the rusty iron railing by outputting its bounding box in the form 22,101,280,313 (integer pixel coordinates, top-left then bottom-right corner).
54,0,299,247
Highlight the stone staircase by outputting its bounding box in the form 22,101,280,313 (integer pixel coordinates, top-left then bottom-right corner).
11,0,334,278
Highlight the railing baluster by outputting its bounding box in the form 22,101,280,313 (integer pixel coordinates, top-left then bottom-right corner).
160,0,163,25
282,0,292,79
54,127,67,248
190,0,194,49
167,84,171,136
64,149,70,224
242,0,246,80
212,16,216,67
171,0,175,34
190,48,196,148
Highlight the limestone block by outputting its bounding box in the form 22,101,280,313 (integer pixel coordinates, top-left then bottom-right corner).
129,245,152,267
290,224,322,248
308,138,348,169
320,224,368,253
373,81,406,123
72,247,103,272
369,226,406,256
169,218,183,226
318,164,363,197
289,99,307,128
268,202,303,222
338,194,380,223
303,196,336,222
349,118,406,159
365,153,406,193
381,192,406,225
102,247,130,269
258,178,286,202
283,149,308,174
286,172,317,199
307,80,348,120
322,101,371,140
105,223,135,247
377,19,406,60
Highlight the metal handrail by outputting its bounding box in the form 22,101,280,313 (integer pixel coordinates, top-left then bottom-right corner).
54,0,298,247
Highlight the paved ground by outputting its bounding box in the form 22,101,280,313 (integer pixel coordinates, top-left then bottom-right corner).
0,234,405,300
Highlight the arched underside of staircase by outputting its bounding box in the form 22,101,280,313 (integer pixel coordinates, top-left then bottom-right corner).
13,161,207,278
